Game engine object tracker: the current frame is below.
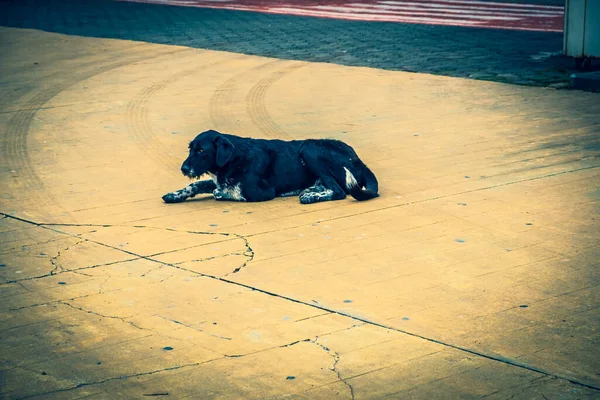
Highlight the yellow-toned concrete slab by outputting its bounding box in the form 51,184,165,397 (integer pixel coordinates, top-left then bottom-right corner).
1,27,599,398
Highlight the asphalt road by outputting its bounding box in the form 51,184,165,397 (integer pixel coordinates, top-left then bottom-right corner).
0,0,575,86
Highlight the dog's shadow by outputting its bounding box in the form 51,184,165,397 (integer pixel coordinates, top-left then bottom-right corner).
182,195,293,204
185,196,214,203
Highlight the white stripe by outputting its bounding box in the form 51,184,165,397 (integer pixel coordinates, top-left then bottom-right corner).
381,0,563,10
270,7,484,24
353,2,563,16
314,5,525,20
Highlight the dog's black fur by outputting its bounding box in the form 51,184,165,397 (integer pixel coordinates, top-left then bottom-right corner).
162,130,378,204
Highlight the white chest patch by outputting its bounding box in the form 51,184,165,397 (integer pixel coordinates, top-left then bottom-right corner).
207,172,218,184
207,172,246,201
213,182,246,202
222,183,245,201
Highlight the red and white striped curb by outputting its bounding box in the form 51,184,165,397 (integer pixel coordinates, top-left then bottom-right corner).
117,0,564,32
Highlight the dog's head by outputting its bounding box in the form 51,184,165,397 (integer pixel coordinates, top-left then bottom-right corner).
181,130,234,178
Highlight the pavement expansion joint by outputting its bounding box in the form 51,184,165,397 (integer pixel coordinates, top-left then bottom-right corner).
2,212,599,393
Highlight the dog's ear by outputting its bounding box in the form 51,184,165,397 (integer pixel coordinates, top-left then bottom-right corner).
215,135,234,167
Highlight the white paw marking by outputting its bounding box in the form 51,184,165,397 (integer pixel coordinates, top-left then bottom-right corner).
172,191,186,200
182,185,195,197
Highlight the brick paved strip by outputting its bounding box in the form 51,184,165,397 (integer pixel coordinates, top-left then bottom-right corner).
118,0,564,32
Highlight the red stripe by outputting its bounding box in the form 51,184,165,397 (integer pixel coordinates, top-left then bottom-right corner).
115,0,564,32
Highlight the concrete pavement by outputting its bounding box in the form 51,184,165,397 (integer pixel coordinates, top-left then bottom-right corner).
1,17,600,400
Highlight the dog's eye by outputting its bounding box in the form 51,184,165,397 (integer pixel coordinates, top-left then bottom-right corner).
197,149,203,153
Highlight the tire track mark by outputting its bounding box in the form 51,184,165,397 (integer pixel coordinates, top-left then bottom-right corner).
1,43,149,109
245,62,305,139
3,46,190,219
208,59,281,133
126,55,245,172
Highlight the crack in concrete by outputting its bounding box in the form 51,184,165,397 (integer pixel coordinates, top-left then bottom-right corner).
97,276,110,293
311,337,355,400
224,234,254,275
278,338,311,348
293,312,332,322
49,239,86,276
11,364,50,376
70,270,93,277
502,376,549,400
0,236,69,254
224,337,315,358
2,213,600,393
15,280,30,292
178,251,252,265
14,357,223,400
0,216,254,277
0,318,60,334
223,323,364,358
155,315,232,341
11,331,357,399
58,301,145,330
8,285,110,311
57,223,254,276
0,239,84,285
1,252,139,285
140,250,252,278
7,277,112,319
223,334,356,398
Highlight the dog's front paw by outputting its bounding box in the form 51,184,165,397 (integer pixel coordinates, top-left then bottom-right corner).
162,192,186,203
213,189,225,201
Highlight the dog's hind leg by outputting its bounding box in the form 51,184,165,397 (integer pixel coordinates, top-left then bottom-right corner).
279,177,327,198
298,179,324,196
162,180,217,203
298,150,347,204
299,175,346,204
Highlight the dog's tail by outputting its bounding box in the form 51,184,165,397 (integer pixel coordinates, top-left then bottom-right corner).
344,165,379,201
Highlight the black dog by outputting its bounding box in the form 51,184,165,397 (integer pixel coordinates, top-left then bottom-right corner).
162,130,378,204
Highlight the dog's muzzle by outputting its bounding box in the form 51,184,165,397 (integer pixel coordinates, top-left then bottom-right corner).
181,164,196,177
